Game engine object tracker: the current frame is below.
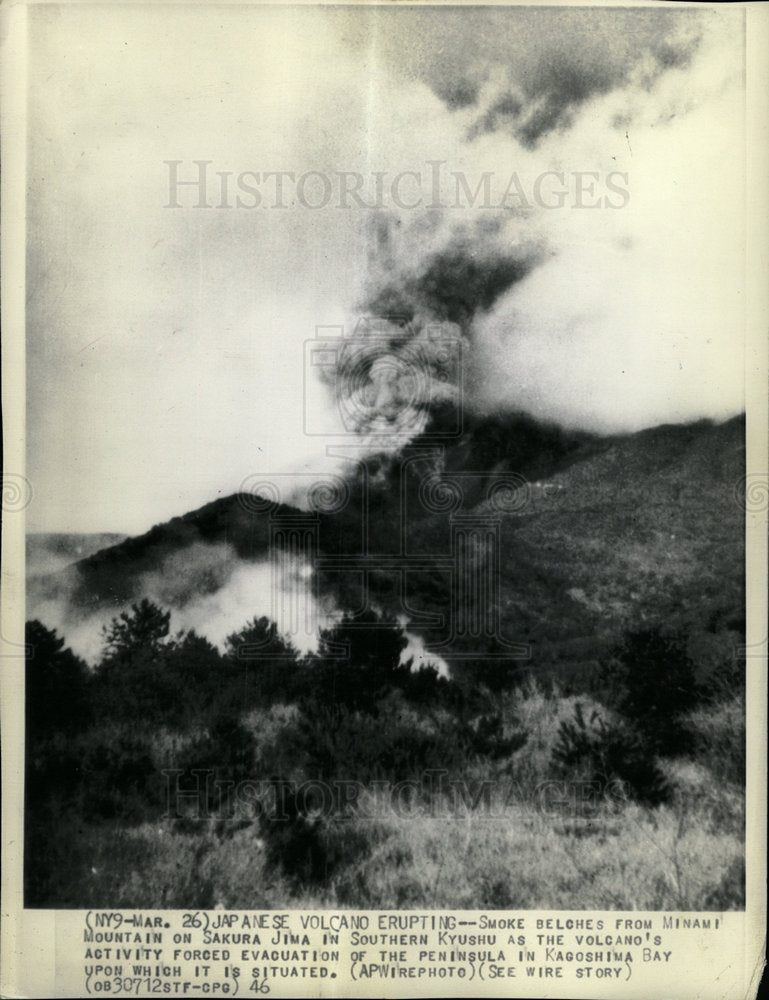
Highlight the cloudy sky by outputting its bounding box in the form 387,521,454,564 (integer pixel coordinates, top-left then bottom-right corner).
26,4,746,534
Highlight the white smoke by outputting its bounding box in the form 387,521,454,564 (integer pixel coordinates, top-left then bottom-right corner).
28,542,340,665
170,554,337,655
400,630,450,679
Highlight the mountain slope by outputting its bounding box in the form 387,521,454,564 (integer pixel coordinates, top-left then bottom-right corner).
27,413,745,678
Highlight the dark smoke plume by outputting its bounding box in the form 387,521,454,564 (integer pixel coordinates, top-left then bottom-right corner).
324,216,546,442
466,24,701,148
366,231,541,330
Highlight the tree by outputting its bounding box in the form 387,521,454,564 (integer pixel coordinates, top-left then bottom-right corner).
101,598,170,659
607,627,697,755
94,600,179,721
223,617,302,709
25,620,91,738
307,610,411,713
224,616,298,662
316,609,409,673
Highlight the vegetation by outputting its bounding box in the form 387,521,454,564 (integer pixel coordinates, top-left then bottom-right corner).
24,602,745,909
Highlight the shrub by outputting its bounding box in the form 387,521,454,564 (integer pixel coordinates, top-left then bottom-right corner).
269,700,470,786
553,702,670,806
260,786,381,887
681,696,745,787
27,724,166,823
79,730,161,821
171,717,257,820
704,855,745,909
599,627,698,755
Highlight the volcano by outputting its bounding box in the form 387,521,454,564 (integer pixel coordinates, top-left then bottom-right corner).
27,411,745,684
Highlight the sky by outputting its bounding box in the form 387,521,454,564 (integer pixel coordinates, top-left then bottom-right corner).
26,4,746,534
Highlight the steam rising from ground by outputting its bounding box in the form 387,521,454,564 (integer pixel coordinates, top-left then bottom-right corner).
171,551,338,656
399,628,450,680
28,543,338,665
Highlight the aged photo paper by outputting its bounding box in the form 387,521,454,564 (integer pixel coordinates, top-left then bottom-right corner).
2,1,767,997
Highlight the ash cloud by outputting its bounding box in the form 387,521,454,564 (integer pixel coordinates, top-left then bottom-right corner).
466,24,701,148
362,7,704,148
325,214,546,442
366,235,540,330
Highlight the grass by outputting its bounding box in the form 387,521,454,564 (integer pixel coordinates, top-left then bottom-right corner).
25,659,746,912
27,789,743,911
27,756,744,910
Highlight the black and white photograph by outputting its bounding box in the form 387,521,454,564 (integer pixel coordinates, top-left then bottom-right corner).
2,1,767,996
